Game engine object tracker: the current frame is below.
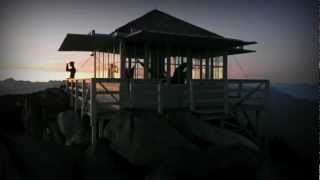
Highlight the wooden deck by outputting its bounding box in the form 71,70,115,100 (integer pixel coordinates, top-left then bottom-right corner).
66,78,269,144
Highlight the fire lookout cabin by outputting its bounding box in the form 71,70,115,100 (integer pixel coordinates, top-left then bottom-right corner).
59,10,270,144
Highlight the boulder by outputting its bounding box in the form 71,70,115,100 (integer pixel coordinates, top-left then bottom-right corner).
84,138,132,180
103,111,197,166
57,110,81,145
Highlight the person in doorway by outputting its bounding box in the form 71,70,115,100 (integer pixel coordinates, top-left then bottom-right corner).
66,61,76,79
171,63,187,84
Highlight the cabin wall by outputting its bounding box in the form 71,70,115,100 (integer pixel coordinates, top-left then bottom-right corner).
91,43,229,83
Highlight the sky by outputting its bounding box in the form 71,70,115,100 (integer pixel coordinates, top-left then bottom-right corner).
0,0,317,84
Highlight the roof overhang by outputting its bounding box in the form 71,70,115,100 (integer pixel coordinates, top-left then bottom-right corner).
125,30,257,50
58,33,118,52
58,31,257,57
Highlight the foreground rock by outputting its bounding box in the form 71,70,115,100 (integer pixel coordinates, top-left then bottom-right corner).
21,87,69,141
84,138,149,180
0,133,83,180
104,111,261,179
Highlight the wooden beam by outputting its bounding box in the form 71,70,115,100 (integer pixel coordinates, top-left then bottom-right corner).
166,56,171,83
199,57,203,79
186,50,192,82
119,39,126,79
144,44,150,79
155,49,159,78
74,80,78,112
81,79,85,118
93,51,96,78
223,52,229,114
210,57,214,79
90,78,96,145
205,57,209,79
97,52,100,78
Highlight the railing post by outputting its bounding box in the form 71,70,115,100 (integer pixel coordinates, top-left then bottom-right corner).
205,57,209,79
81,80,85,118
223,52,229,115
186,51,192,83
189,80,194,111
90,78,97,145
262,80,270,138
119,39,126,79
158,82,162,114
264,80,270,107
129,79,133,109
238,81,243,98
70,79,74,108
144,44,150,80
199,57,203,79
74,80,78,112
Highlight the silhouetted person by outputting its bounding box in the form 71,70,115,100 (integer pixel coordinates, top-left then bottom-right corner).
172,63,187,84
66,61,76,79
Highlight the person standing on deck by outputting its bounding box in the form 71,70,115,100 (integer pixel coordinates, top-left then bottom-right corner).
172,63,187,84
66,61,76,79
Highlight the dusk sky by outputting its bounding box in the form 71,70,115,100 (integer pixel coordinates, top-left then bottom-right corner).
0,0,317,84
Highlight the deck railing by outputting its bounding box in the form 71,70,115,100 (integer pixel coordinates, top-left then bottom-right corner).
66,78,269,144
66,78,269,114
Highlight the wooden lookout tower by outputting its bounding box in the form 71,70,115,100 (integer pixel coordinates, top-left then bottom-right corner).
59,10,270,144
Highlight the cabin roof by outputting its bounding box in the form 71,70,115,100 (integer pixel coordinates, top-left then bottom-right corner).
112,9,223,38
59,9,257,54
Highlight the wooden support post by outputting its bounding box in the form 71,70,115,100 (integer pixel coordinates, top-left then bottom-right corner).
176,56,181,82
81,80,85,118
156,49,159,79
262,80,270,138
199,57,203,79
223,52,229,115
166,56,171,83
158,83,162,114
102,52,105,78
90,78,96,145
186,50,192,83
92,30,97,78
70,79,74,108
97,52,100,78
144,44,150,79
190,80,194,111
98,119,104,138
210,58,214,79
205,57,209,79
107,52,110,78
238,81,243,98
119,39,126,79
74,80,78,112
93,51,96,78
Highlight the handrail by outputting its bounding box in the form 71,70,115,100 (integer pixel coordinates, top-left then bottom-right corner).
66,78,270,114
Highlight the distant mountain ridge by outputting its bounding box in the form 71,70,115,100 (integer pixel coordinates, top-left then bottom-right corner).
0,78,63,95
271,83,317,101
